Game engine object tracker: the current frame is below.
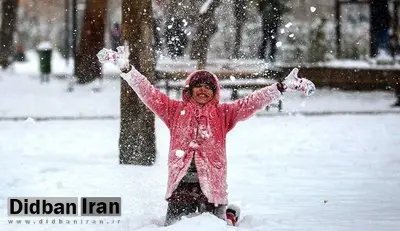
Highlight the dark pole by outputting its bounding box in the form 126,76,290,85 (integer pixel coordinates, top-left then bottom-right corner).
65,0,70,65
369,0,374,57
72,0,77,76
335,0,342,58
394,1,400,107
393,1,399,57
394,2,399,36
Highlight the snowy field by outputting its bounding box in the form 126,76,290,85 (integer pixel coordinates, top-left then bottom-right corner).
1,51,400,230
1,115,400,231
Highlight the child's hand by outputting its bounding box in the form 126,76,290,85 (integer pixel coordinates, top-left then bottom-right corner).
97,45,131,72
116,46,130,71
282,68,316,96
117,58,130,73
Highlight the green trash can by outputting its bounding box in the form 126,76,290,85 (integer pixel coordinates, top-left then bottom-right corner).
37,42,52,83
38,49,52,74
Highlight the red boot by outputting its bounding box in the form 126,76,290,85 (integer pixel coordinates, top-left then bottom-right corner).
226,204,240,226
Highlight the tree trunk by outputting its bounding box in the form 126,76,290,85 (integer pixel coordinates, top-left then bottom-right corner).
190,0,221,69
0,0,19,68
232,0,246,59
369,0,390,57
75,0,107,84
120,0,156,165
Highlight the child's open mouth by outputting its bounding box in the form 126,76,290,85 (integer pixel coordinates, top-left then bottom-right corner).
197,93,209,98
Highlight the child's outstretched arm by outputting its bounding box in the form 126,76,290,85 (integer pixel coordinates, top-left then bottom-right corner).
120,66,178,125
224,68,315,127
223,82,282,123
97,46,178,124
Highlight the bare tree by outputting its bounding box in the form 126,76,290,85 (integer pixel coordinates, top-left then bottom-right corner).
120,0,156,165
190,0,221,69
75,0,108,84
0,0,19,68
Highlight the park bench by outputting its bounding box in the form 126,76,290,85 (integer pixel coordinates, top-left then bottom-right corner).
155,70,283,111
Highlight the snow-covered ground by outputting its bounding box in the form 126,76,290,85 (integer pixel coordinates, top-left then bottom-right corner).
1,115,399,231
1,51,400,231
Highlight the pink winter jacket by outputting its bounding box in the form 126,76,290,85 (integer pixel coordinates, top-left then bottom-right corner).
121,69,281,205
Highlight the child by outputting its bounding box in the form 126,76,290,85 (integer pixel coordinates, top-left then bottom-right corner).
116,54,314,226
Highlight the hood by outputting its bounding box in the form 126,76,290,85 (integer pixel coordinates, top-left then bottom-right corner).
182,70,220,104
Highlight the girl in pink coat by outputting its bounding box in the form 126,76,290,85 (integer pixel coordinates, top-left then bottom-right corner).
119,63,312,226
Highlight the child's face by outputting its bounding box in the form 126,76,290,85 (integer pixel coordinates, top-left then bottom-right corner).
191,84,215,105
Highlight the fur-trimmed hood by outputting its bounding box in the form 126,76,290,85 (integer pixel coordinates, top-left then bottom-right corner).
182,70,220,104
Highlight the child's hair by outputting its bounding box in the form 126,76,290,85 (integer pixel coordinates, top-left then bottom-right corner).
189,71,217,93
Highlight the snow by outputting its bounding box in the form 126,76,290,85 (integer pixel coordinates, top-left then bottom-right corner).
285,23,292,28
199,0,213,14
36,42,53,51
1,50,400,231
